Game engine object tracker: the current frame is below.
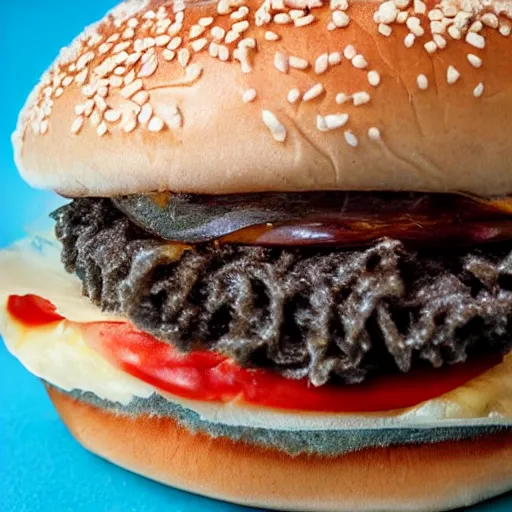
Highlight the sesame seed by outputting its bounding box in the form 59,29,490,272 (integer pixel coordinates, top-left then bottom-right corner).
314,53,329,74
168,36,182,51
97,121,108,137
232,20,249,33
442,4,457,16
374,2,398,24
62,76,73,87
239,37,256,49
353,91,371,106
328,52,341,66
344,130,359,147
332,10,350,28
225,31,240,44
76,51,94,71
231,6,249,20
242,88,257,103
413,0,426,14
343,45,357,60
209,42,219,57
448,25,462,40
138,55,158,78
287,88,301,103
133,90,150,105
446,65,460,85
368,127,381,141
396,11,409,24
217,0,231,14
330,0,349,8
163,49,175,61
54,87,64,98
123,118,137,133
124,70,136,85
138,103,153,124
84,100,94,116
430,21,445,34
191,38,208,52
178,48,191,67
274,13,291,24
473,82,484,98
469,21,483,33
294,14,315,27
404,33,415,48
155,35,171,47
352,54,368,69
480,13,499,29
335,92,349,104
75,69,88,85
327,21,336,31
188,25,206,39
368,70,381,87
433,34,447,49
289,56,309,69
120,79,143,99
428,8,443,21
40,120,49,135
71,116,85,135
262,110,287,142
274,51,289,73
303,83,324,101
378,23,392,36
105,109,122,122
500,20,511,37
424,41,437,54
467,53,482,68
114,41,131,54
466,32,485,49
94,94,108,112
316,113,349,131
417,74,428,90
90,110,101,127
218,45,230,61
406,16,424,37
210,27,226,42
265,31,280,41
185,64,203,81
148,116,165,132
199,17,214,27
289,9,305,20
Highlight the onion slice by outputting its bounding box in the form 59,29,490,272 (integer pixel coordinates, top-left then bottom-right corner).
112,192,512,248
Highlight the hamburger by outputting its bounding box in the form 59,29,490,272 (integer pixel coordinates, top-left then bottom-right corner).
2,0,512,510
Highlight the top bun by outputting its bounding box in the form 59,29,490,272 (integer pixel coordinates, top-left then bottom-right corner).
13,0,512,197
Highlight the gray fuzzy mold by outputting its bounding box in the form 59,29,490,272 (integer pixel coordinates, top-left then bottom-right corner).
48,383,510,457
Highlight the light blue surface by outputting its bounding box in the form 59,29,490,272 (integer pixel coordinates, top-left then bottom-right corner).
0,2,511,511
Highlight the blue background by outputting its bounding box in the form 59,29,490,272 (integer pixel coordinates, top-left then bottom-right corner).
0,2,510,511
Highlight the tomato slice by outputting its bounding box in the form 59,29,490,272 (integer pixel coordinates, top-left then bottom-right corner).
7,294,502,413
7,295,64,326
80,322,501,413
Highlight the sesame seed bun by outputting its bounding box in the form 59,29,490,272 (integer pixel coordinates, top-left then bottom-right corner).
47,386,512,512
13,0,512,197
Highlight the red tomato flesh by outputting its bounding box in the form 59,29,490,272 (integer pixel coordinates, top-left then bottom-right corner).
7,294,502,413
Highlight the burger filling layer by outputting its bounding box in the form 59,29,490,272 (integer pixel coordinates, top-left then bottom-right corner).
51,196,512,387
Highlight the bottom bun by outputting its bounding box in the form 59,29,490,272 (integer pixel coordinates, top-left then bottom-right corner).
47,386,512,512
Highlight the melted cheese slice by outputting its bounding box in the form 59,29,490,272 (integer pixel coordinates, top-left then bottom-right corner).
1,235,512,432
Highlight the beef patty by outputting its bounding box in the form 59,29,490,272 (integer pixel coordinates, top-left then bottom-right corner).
53,198,512,386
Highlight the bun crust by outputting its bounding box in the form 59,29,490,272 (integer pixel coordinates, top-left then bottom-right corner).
15,0,512,197
47,386,512,512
